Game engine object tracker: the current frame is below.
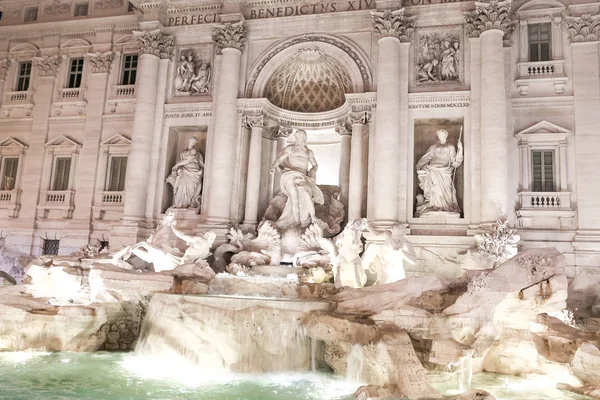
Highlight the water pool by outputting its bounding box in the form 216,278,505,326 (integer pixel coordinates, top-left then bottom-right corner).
0,352,592,400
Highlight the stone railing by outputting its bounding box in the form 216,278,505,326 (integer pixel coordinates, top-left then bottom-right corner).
110,85,136,99
46,191,68,203
3,91,33,104
57,87,85,102
101,191,124,205
519,191,571,210
0,190,14,203
516,60,567,95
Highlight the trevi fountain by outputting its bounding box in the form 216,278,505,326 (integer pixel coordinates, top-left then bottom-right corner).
0,127,599,400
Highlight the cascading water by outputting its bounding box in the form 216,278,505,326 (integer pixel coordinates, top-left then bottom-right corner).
134,293,329,373
456,353,473,391
345,344,365,383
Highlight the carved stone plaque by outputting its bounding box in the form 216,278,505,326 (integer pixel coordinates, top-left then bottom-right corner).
173,46,213,97
414,25,463,87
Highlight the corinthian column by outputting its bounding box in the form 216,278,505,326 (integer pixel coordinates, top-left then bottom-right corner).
242,114,265,227
348,111,370,220
465,0,515,224
566,14,600,231
337,124,352,212
370,9,415,226
205,22,246,225
114,30,174,244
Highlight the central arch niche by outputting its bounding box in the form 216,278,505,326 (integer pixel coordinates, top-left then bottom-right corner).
264,48,352,113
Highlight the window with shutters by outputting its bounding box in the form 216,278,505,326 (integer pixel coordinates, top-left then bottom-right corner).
528,23,551,62
1,158,19,191
107,156,127,192
121,54,138,86
67,58,84,89
16,62,32,92
531,150,555,192
52,157,72,191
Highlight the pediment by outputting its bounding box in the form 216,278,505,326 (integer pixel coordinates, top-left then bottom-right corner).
101,134,131,147
516,0,565,17
45,135,81,148
0,137,28,155
515,120,572,142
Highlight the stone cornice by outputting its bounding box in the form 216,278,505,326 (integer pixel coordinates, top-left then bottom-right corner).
511,96,574,109
371,8,416,42
134,29,175,59
565,14,600,43
212,22,246,54
464,0,517,45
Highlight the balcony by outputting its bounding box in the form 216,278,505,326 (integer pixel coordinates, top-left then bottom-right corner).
101,191,124,205
0,189,20,218
516,60,568,95
4,91,33,104
109,85,136,100
516,191,576,229
92,191,125,221
56,87,85,102
38,190,75,219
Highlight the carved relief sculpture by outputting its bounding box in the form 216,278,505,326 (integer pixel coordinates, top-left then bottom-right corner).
166,136,204,209
134,29,175,60
415,27,462,85
44,0,71,15
213,22,246,54
565,14,600,43
86,52,113,74
415,128,463,217
174,49,212,95
0,59,10,81
464,0,517,45
371,8,416,42
95,0,124,9
33,55,63,78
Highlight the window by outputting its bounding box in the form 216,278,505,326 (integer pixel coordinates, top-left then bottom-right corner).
67,59,84,89
1,158,19,191
121,54,138,85
532,150,554,192
43,239,60,255
52,157,72,191
16,62,32,92
107,156,127,191
24,7,38,22
528,23,551,62
74,3,89,17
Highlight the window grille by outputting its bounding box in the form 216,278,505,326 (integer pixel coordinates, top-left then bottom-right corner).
43,239,60,255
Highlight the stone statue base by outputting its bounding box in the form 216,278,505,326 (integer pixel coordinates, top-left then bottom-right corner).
417,211,460,222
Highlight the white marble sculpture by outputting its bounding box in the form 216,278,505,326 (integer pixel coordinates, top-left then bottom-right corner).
111,212,215,272
416,31,460,84
166,136,204,209
332,219,369,288
269,129,324,230
416,129,463,217
362,223,416,285
174,51,211,95
475,219,520,261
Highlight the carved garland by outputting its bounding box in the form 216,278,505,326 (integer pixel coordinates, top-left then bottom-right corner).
45,0,71,15
0,59,10,81
134,30,175,60
371,9,416,42
246,34,371,97
565,14,600,43
33,55,63,78
464,0,517,46
86,52,114,74
212,22,246,55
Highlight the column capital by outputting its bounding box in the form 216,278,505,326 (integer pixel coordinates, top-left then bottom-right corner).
565,14,600,43
336,123,351,136
464,0,517,45
272,125,293,139
0,59,10,81
348,111,372,126
371,9,416,42
134,29,175,60
242,114,265,129
33,55,64,78
85,51,114,74
213,22,246,55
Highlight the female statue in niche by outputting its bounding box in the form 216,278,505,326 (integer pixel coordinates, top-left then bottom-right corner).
166,136,204,209
415,128,463,217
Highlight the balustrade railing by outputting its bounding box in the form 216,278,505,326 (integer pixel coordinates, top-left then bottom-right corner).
101,191,124,205
519,191,571,210
57,87,85,101
517,60,565,79
110,85,136,99
0,191,13,203
4,91,32,104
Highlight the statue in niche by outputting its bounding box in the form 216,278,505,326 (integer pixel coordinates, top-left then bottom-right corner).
415,129,463,217
416,31,460,84
268,129,324,230
174,50,211,95
362,223,416,285
166,136,204,209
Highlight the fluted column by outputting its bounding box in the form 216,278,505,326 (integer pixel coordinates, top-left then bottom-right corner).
337,124,351,212
465,0,515,223
348,111,370,220
205,22,246,224
121,30,174,221
566,14,600,230
242,114,265,227
370,9,415,226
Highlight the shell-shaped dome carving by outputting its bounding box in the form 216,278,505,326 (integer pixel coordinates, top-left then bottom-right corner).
264,48,351,113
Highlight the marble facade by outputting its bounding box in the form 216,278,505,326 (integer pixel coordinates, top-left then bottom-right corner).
0,0,598,279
